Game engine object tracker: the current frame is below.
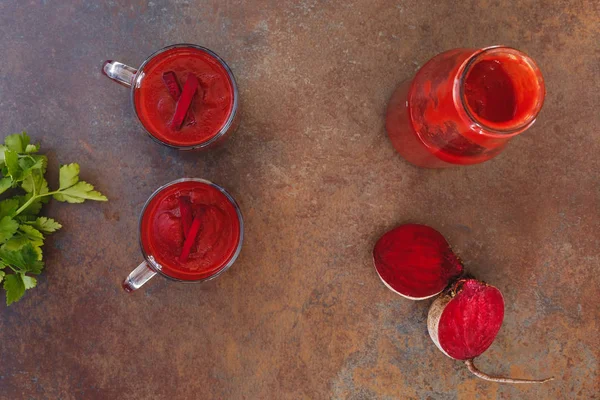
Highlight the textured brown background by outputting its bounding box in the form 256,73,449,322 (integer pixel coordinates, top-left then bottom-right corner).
0,0,598,399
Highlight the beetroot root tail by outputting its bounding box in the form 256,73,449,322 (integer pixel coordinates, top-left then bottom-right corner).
465,359,554,384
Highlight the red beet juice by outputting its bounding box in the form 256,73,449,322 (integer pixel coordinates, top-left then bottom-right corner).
133,46,237,148
140,179,242,281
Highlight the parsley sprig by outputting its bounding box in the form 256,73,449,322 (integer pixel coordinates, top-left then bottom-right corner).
0,132,107,305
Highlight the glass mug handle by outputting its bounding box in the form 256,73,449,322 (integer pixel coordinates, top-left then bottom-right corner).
102,60,137,88
123,261,157,292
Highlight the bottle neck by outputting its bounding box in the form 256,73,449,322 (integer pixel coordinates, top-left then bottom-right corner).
456,46,545,137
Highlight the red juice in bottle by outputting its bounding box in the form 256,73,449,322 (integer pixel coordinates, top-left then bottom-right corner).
385,46,545,168
139,180,242,281
133,46,237,148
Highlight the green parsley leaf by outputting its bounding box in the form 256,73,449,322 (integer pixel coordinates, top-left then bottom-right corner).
28,217,62,234
0,216,19,244
0,145,7,165
3,235,30,251
21,274,36,289
4,132,30,153
54,181,108,203
32,154,48,174
22,169,49,196
18,225,44,247
0,177,11,195
26,217,62,233
25,144,40,154
0,243,44,274
3,236,43,261
4,149,23,182
4,274,25,305
59,163,80,189
32,246,43,261
0,198,19,219
0,270,5,284
18,156,43,172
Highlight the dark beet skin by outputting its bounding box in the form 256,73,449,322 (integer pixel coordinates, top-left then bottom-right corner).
373,224,464,299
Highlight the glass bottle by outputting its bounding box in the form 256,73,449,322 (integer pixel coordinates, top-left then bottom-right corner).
385,46,545,168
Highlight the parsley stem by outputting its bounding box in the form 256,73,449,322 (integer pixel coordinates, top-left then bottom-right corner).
6,265,19,273
14,190,62,217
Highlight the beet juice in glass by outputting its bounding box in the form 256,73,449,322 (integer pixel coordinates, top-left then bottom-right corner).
123,179,243,292
386,46,545,168
103,44,239,150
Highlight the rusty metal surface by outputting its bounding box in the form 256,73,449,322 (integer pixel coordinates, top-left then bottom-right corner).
0,1,598,399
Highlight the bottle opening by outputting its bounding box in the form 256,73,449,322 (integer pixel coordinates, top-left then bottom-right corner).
460,47,545,133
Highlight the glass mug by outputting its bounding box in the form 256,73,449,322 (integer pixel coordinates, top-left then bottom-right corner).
103,44,240,150
386,46,545,168
123,178,244,292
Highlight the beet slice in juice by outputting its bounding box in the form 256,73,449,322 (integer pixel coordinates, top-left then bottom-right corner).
179,212,202,262
178,196,193,237
170,73,200,130
162,71,196,126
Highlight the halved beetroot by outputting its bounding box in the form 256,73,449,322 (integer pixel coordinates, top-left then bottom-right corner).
428,279,504,360
428,279,553,383
373,224,464,300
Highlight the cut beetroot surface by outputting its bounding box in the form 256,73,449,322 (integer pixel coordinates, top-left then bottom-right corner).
428,279,553,383
373,224,464,299
435,279,504,360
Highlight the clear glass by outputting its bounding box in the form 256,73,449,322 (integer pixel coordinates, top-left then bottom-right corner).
385,46,545,168
122,178,244,292
102,44,240,151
